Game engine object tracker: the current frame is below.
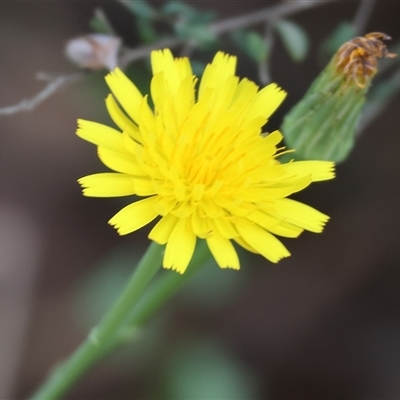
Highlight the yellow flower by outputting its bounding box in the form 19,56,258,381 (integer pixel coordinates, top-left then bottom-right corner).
77,49,335,274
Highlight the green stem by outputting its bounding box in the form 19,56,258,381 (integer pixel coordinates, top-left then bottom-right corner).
90,241,212,357
31,242,163,400
127,240,211,327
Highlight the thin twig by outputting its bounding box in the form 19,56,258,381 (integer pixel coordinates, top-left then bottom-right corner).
209,0,337,36
358,67,400,134
258,22,275,85
179,40,198,57
119,37,184,68
119,0,336,67
0,0,336,117
352,0,376,35
0,72,84,117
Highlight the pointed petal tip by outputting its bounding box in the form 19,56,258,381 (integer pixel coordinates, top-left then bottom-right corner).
273,251,291,264
162,262,185,274
220,264,240,270
108,221,128,236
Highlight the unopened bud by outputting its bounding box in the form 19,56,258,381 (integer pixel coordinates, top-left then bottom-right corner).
65,34,122,71
281,32,396,163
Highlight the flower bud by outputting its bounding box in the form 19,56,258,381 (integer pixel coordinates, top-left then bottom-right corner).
65,34,121,71
281,32,396,163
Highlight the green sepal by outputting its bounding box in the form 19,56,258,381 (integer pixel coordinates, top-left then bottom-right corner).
281,58,369,163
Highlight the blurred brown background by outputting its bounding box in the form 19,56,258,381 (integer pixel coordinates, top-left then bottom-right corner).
1,1,400,399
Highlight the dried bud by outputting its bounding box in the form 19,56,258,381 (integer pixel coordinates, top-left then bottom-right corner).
335,32,396,87
65,34,121,71
281,32,396,163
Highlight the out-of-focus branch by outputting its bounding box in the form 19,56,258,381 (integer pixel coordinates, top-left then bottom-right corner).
0,0,336,117
258,22,275,85
209,0,336,36
358,67,400,134
352,0,376,35
119,37,184,68
0,72,84,117
120,0,335,64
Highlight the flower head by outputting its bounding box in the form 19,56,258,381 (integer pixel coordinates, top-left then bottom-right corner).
77,49,334,273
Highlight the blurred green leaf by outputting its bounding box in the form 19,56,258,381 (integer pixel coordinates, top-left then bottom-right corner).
69,245,170,371
175,23,216,45
163,1,215,25
319,21,356,62
230,30,247,49
358,68,400,132
162,1,216,46
89,8,115,34
193,10,216,25
179,250,248,312
163,339,260,400
162,1,197,18
117,0,155,19
190,60,206,76
246,31,269,62
136,18,158,43
232,30,269,63
71,247,139,326
276,19,309,62
246,31,269,63
369,79,399,102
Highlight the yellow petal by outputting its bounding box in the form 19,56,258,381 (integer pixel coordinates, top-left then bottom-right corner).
239,176,312,201
78,173,135,197
150,72,166,112
235,220,290,263
213,216,238,239
206,233,240,269
247,83,286,121
148,214,178,244
262,129,283,147
209,75,239,117
212,51,237,77
198,52,237,99
77,119,125,152
108,197,159,235
137,96,156,139
151,49,191,95
105,68,143,124
247,211,303,238
175,75,195,126
191,209,213,238
231,78,258,110
105,94,141,143
151,48,174,76
97,147,143,176
175,56,193,82
247,210,282,229
134,178,156,196
267,220,303,238
233,236,258,254
154,197,178,215
163,219,196,274
275,198,329,233
283,161,335,182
